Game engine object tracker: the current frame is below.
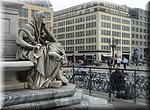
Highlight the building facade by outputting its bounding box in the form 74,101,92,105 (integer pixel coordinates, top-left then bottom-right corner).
17,0,53,32
130,8,150,60
53,0,132,63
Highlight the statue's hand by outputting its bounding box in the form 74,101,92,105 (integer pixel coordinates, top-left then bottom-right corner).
41,22,46,28
33,44,42,52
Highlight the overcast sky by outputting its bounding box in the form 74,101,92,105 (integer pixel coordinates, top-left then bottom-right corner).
50,0,149,11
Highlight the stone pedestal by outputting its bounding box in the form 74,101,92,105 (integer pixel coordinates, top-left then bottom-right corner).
1,84,113,110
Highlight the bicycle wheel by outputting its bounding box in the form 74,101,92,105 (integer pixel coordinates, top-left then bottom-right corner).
94,78,105,91
74,75,84,88
140,81,150,99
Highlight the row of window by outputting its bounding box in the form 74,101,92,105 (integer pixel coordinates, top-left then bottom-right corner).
54,1,128,17
132,41,148,46
101,30,130,37
101,38,129,45
54,8,97,21
57,30,97,39
101,22,130,31
54,15,96,27
65,45,96,51
65,37,96,45
56,23,97,33
132,34,147,39
101,45,130,51
106,9,129,17
101,15,130,24
18,9,51,21
132,20,147,27
132,27,147,33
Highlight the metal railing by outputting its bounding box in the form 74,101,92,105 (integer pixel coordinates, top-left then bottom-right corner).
63,65,150,104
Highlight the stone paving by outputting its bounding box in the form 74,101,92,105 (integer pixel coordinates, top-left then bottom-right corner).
82,88,149,110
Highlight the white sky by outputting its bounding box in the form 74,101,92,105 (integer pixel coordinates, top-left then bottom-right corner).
50,0,149,11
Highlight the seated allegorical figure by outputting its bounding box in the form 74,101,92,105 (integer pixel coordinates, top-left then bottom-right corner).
16,11,68,89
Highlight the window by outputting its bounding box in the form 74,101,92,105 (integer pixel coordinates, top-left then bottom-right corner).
75,24,85,30
144,29,146,33
122,19,130,24
31,10,38,18
101,22,111,28
86,15,96,21
140,16,142,20
75,31,84,37
112,24,121,30
86,30,96,36
136,28,138,32
136,41,139,45
140,28,142,32
112,17,121,23
101,30,111,36
136,34,138,38
66,40,74,45
132,27,135,31
66,19,74,25
122,26,130,31
44,12,51,21
144,23,146,27
132,34,134,38
66,33,74,38
132,40,135,45
75,17,84,23
75,39,84,44
101,15,111,21
19,8,28,17
66,26,74,31
86,37,96,43
136,21,138,25
18,19,28,28
86,22,96,28
112,31,121,37
132,20,135,24
140,22,142,26
122,33,130,38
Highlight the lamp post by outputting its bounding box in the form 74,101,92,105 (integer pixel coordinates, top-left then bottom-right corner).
108,37,118,58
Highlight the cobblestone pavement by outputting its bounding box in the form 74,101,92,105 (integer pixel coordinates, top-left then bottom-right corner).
82,88,149,110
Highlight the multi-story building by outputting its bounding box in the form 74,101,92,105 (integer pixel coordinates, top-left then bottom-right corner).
130,8,150,59
53,0,132,63
17,0,53,31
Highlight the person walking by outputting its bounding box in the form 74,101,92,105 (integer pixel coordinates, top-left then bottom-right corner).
116,56,122,67
122,57,128,69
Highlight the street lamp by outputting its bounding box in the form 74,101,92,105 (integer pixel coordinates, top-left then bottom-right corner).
108,37,118,58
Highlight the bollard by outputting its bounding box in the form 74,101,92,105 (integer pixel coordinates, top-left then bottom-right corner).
134,70,137,104
89,67,92,95
72,65,75,84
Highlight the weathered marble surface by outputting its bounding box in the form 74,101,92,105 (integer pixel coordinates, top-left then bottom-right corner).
2,84,76,106
1,61,34,71
2,89,82,110
51,94,113,110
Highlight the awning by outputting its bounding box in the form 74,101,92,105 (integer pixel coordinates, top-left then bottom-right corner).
102,54,112,57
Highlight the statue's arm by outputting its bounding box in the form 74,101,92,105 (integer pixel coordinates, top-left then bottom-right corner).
16,31,36,50
42,25,57,42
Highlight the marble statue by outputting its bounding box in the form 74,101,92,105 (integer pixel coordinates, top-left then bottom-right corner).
16,11,68,89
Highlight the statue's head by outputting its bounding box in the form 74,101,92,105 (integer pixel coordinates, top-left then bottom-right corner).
32,11,45,35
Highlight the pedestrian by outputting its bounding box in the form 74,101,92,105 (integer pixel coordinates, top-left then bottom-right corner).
107,57,115,68
116,56,122,67
122,57,128,69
